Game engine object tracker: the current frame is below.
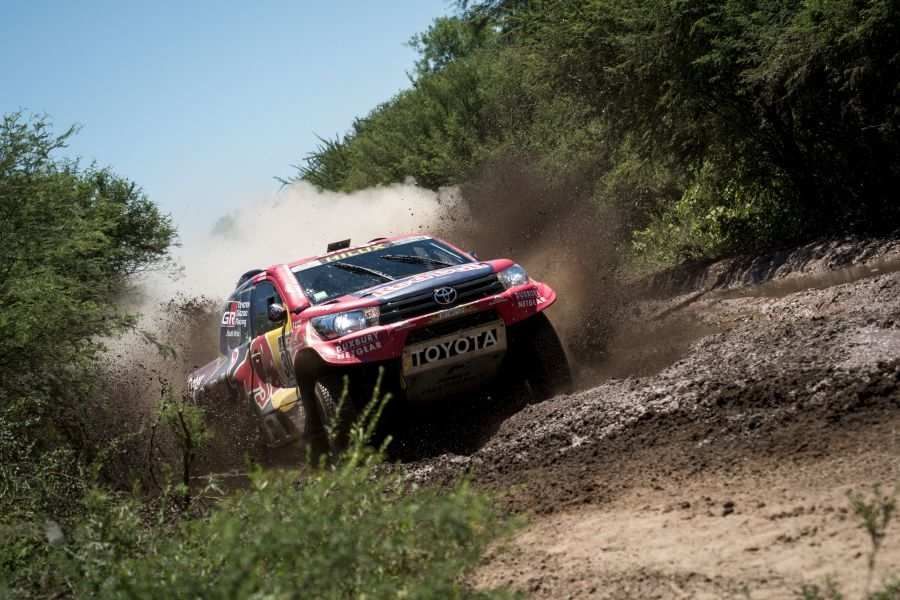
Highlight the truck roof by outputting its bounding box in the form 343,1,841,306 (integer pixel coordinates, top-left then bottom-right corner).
233,234,433,291
285,234,429,270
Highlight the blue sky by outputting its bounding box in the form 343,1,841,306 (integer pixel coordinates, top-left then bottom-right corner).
1,0,452,237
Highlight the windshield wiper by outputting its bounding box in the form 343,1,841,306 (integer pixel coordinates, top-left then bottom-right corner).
331,261,395,281
380,254,456,268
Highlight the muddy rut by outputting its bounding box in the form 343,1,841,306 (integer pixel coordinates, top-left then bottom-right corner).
401,238,900,598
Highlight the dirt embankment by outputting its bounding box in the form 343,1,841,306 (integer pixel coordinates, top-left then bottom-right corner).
405,237,900,599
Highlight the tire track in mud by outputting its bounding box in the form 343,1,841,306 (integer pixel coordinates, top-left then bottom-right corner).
401,240,900,598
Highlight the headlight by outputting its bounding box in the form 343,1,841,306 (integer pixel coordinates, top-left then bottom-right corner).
311,307,380,340
497,264,529,289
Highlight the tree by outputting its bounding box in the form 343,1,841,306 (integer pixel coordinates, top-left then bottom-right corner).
294,0,900,259
0,112,177,518
408,15,498,76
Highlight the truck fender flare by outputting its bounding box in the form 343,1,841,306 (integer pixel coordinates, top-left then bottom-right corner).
293,347,329,389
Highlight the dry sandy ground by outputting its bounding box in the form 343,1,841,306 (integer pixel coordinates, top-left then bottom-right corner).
401,238,900,598
473,433,900,599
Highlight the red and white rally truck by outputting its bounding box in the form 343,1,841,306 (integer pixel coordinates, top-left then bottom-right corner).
188,235,571,450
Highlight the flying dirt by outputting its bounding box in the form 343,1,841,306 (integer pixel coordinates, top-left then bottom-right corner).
406,237,900,598
114,176,598,477
96,182,463,483
120,180,900,598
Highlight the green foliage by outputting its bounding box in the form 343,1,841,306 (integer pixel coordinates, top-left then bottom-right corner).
289,15,498,192
4,404,514,599
151,391,213,507
870,581,900,600
291,0,900,263
849,484,898,595
409,15,499,76
797,578,844,600
632,158,800,265
797,484,899,599
285,134,355,191
0,112,175,405
0,112,177,590
2,338,513,599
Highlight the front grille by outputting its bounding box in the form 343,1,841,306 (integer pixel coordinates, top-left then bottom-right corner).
405,310,500,344
379,273,504,325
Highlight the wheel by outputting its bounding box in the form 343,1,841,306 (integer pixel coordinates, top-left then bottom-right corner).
504,312,573,402
312,373,359,453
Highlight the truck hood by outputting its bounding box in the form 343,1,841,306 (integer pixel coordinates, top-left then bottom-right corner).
354,262,494,302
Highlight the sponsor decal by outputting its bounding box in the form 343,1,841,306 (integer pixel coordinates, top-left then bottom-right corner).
222,300,250,328
431,305,472,322
294,242,393,272
514,288,545,308
369,263,484,297
321,242,389,264
334,332,383,359
227,346,249,382
187,373,206,394
252,383,273,409
406,326,501,371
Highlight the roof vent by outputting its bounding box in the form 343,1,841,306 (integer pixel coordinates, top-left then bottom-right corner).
326,239,351,253
235,268,264,289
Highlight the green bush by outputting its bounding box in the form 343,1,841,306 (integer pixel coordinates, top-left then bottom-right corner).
0,112,178,597
291,0,900,264
4,442,514,599
3,377,515,599
631,158,801,265
0,112,176,519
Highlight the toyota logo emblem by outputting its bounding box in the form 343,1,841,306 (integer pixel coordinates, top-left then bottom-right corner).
433,286,458,306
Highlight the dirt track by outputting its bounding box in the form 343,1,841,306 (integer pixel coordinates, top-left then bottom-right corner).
403,238,900,598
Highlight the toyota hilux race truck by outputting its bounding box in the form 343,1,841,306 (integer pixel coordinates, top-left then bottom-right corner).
188,235,571,451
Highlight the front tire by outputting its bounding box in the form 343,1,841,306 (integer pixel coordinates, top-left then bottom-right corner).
312,373,359,453
504,312,573,401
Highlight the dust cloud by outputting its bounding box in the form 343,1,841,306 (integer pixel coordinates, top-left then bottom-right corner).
128,167,628,427
164,171,625,374
168,181,462,298
101,170,645,484
155,169,626,375
436,160,627,370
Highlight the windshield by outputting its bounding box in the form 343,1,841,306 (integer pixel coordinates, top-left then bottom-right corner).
293,238,472,304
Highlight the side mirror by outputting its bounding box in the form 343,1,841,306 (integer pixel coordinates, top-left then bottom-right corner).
470,250,479,260
268,303,287,323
